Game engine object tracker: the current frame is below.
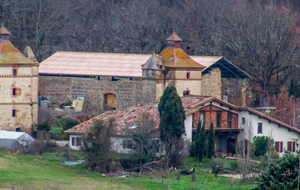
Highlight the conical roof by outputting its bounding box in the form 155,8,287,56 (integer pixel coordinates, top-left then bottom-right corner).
0,41,36,64
0,24,11,35
142,52,159,70
166,30,182,41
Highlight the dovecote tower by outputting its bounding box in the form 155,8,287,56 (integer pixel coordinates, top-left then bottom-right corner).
0,24,39,132
142,31,205,103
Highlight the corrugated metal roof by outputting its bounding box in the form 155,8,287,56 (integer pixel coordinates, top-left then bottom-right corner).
0,41,36,64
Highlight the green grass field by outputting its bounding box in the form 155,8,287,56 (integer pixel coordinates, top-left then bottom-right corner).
0,152,255,190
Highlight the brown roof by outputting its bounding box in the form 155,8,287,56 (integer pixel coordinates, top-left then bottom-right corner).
65,96,213,135
0,41,36,64
0,24,11,35
166,30,182,41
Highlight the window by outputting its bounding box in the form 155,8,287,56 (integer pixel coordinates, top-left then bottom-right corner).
111,77,118,81
97,76,100,80
200,112,205,126
13,69,17,76
15,128,21,132
12,109,16,117
159,65,163,69
186,72,190,79
288,141,296,152
223,95,228,102
123,140,133,149
242,117,245,124
275,141,283,153
216,113,221,128
72,137,81,146
12,88,16,96
227,112,232,128
183,90,190,96
257,123,263,133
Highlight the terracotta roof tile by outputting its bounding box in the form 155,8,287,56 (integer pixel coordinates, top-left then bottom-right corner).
0,41,36,64
65,96,213,135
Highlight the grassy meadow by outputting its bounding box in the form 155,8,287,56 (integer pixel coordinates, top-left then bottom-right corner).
0,152,255,190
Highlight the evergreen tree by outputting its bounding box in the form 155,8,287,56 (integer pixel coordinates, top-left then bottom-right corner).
254,151,299,190
199,121,205,161
207,122,215,159
158,86,186,166
158,86,186,142
196,121,205,162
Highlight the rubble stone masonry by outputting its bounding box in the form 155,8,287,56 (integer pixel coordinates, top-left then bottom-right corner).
201,68,221,99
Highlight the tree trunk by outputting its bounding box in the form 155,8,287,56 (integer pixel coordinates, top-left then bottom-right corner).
214,173,217,179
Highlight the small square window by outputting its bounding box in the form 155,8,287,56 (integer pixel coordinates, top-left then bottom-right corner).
242,117,245,124
257,123,263,133
12,110,16,117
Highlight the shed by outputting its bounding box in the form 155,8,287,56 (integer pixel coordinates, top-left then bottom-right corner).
0,130,35,150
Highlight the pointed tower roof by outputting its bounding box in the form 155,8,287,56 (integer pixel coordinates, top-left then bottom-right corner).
142,52,159,70
0,24,11,35
166,30,182,41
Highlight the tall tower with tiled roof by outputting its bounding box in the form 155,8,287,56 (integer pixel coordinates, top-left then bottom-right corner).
0,24,39,133
142,31,205,103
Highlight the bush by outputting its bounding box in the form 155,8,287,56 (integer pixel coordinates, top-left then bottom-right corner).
209,158,224,178
189,141,196,157
57,117,80,131
37,122,51,131
49,129,60,140
253,136,273,157
228,161,238,171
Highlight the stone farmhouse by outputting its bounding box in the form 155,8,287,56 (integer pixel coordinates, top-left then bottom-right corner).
39,31,250,112
0,25,38,132
65,95,300,157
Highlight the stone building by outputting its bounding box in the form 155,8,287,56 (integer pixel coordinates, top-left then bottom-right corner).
0,25,39,132
39,31,250,112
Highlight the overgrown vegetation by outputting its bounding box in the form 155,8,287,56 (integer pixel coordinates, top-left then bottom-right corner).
81,118,116,172
195,121,205,162
253,136,273,157
207,123,215,159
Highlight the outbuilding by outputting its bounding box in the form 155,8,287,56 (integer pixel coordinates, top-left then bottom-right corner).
0,130,35,151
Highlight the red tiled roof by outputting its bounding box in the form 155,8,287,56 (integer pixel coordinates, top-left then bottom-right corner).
65,96,213,135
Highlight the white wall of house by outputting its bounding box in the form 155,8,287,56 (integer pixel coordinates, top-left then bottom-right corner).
111,137,134,154
69,135,81,150
238,111,300,156
184,114,193,142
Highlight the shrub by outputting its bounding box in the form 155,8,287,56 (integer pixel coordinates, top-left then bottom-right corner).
37,122,51,131
49,129,60,140
57,117,80,131
209,158,224,178
253,136,273,157
229,161,238,171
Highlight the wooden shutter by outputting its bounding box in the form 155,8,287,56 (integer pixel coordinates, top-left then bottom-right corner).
76,138,81,146
280,142,283,152
123,140,126,149
72,137,75,146
275,142,279,152
288,142,291,151
293,142,296,152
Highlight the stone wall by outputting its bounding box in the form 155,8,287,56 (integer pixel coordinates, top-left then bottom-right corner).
72,76,142,112
39,76,72,104
39,76,143,112
201,68,221,99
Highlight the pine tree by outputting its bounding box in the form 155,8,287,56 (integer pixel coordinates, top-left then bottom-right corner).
254,151,299,189
207,122,215,159
158,86,186,142
195,122,201,160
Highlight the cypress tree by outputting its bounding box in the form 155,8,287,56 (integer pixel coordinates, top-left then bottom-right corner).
158,86,186,143
195,122,201,160
198,121,205,162
207,122,215,159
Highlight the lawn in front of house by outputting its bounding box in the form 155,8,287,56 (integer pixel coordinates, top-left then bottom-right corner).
0,152,255,190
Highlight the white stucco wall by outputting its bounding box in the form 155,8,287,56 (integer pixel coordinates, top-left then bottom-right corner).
184,114,193,142
238,111,300,156
69,135,81,150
